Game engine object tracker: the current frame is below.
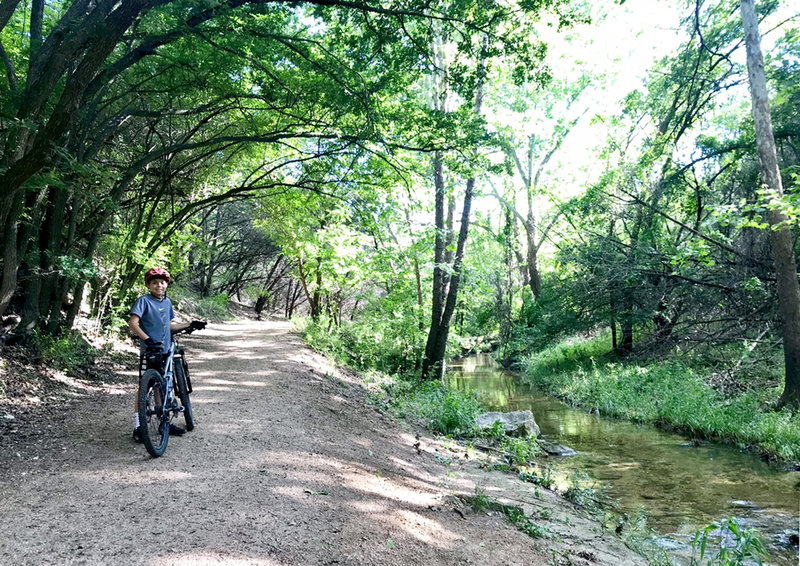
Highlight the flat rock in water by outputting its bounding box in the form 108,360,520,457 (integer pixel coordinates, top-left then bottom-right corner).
476,410,540,437
538,439,578,457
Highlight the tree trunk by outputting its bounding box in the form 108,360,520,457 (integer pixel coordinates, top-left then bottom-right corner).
422,153,448,379
296,257,322,321
620,308,633,355
525,214,542,299
422,40,487,381
741,0,800,407
0,192,24,319
285,279,294,319
609,294,618,351
423,177,477,381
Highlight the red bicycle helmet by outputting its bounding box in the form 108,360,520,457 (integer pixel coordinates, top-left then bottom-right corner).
144,267,172,285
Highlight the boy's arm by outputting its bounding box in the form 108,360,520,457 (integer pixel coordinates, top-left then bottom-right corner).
129,315,149,341
170,321,191,332
171,320,207,333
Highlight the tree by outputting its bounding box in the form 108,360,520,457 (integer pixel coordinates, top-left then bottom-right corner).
0,0,565,338
740,0,800,407
491,76,590,300
421,31,490,382
551,0,773,356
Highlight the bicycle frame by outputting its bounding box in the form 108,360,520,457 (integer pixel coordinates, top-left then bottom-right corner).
160,343,177,414
142,331,188,424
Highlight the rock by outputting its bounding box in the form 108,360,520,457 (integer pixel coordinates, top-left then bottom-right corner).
653,537,689,552
476,410,539,437
538,439,577,457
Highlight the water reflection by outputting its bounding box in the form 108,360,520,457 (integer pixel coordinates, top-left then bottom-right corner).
447,354,799,565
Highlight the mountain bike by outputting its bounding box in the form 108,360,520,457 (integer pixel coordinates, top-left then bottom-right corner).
138,326,201,458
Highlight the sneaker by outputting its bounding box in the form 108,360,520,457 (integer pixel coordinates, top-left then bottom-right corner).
169,423,186,436
132,427,142,443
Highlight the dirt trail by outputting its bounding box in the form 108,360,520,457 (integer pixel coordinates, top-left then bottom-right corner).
0,319,646,566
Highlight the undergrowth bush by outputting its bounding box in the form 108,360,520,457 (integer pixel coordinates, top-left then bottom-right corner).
297,318,484,437
519,465,554,488
169,286,231,322
298,315,434,376
32,329,97,373
690,518,769,566
500,435,540,466
402,381,483,436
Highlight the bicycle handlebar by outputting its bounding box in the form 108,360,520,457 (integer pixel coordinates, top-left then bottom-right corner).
142,326,202,350
141,322,205,350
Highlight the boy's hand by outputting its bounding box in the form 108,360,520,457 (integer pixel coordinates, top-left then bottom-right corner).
144,338,159,348
188,320,207,332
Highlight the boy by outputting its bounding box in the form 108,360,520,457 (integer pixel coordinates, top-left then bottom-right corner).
129,267,204,442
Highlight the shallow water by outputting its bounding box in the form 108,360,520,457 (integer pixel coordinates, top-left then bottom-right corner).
446,354,799,565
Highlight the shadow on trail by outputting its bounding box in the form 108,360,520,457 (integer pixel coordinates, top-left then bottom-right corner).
0,319,512,566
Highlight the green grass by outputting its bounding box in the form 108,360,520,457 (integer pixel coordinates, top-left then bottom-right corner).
297,315,427,376
466,488,550,539
521,334,800,462
298,317,483,437
500,435,541,466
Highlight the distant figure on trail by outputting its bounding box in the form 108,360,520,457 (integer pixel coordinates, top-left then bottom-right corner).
254,293,269,320
128,268,205,442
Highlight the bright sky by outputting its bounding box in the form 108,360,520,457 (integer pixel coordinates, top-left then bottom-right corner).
471,0,687,216
551,0,685,103
545,0,686,179
534,0,796,196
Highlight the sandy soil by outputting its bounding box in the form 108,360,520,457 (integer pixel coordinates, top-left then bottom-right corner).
0,319,647,566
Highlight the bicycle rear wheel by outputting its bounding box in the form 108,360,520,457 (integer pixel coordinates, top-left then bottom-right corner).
174,358,194,431
138,369,170,457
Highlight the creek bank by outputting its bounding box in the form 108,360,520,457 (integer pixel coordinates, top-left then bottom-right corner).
538,439,578,457
448,353,800,566
498,348,800,465
475,410,578,456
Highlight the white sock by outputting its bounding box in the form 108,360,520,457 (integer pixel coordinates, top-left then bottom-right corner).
134,413,140,428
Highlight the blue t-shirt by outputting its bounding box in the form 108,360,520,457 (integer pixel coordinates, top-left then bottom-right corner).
131,294,175,353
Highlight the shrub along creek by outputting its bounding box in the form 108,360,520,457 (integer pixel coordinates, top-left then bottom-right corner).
446,354,799,566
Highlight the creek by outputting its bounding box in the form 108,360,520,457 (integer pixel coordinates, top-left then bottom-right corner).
446,354,799,566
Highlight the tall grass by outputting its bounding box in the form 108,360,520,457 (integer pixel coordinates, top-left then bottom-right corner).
521,335,800,462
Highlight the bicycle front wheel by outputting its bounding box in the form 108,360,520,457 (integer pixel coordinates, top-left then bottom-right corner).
174,358,194,431
138,369,170,457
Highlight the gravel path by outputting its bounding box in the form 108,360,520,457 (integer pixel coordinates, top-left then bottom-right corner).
0,319,646,566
